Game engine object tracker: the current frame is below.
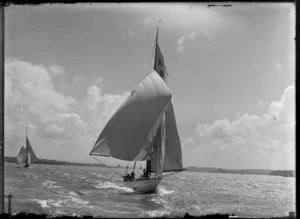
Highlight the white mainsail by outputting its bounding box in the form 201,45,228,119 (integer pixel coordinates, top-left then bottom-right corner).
16,146,27,164
90,71,172,161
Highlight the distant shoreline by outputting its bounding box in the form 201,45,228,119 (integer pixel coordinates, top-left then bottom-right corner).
186,166,295,177
4,156,105,168
5,156,295,177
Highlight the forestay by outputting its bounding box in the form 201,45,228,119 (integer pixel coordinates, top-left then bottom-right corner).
90,71,172,161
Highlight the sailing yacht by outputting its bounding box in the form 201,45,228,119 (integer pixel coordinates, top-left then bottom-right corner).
16,126,38,168
90,25,184,193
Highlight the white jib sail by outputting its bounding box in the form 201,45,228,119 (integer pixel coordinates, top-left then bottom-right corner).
90,71,172,161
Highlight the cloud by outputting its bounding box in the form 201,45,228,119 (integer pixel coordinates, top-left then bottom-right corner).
193,85,295,169
73,76,84,83
43,124,68,140
268,85,295,124
49,64,66,78
182,137,195,151
86,84,130,120
39,113,85,141
143,18,152,25
5,58,76,115
121,29,139,38
257,99,268,107
91,75,104,85
4,57,133,163
176,31,196,53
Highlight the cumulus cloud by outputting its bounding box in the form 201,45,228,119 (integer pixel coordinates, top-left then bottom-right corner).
86,84,130,120
4,57,133,163
176,31,196,53
268,85,295,124
193,85,295,169
5,58,76,114
43,124,68,140
4,58,82,158
182,137,195,151
91,75,104,85
49,64,66,78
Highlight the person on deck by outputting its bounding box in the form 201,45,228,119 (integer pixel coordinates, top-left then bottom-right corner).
142,169,146,178
131,171,135,179
125,173,131,181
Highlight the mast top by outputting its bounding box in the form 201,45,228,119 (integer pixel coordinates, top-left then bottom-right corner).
156,19,162,44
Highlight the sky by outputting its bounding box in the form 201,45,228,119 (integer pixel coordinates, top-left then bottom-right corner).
4,3,295,170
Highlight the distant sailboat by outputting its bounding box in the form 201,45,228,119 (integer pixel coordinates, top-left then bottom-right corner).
90,24,184,193
16,126,38,168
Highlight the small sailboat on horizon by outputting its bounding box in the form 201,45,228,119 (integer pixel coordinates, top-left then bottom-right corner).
16,125,38,168
90,23,184,193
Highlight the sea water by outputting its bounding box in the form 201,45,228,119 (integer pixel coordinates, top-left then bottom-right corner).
4,162,295,218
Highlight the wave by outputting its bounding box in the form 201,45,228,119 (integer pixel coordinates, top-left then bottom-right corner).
94,181,133,193
33,192,90,210
33,199,50,208
67,191,91,206
140,209,171,218
42,180,62,189
158,187,174,196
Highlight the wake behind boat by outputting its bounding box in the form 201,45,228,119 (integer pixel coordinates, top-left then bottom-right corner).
90,24,184,193
16,125,38,168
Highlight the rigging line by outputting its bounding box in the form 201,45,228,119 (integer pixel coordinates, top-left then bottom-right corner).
149,30,156,75
124,162,129,175
90,155,106,166
90,155,124,176
133,161,136,171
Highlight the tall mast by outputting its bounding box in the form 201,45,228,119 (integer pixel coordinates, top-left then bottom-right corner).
152,19,161,70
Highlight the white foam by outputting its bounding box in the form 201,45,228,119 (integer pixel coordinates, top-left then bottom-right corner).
42,180,62,189
50,200,63,207
34,192,91,209
158,187,174,196
142,210,170,218
33,199,50,208
67,191,90,206
95,181,133,193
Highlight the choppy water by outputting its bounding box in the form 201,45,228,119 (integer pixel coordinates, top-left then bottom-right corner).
4,162,295,218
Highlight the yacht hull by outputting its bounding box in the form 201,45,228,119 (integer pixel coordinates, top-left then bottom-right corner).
124,178,161,193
